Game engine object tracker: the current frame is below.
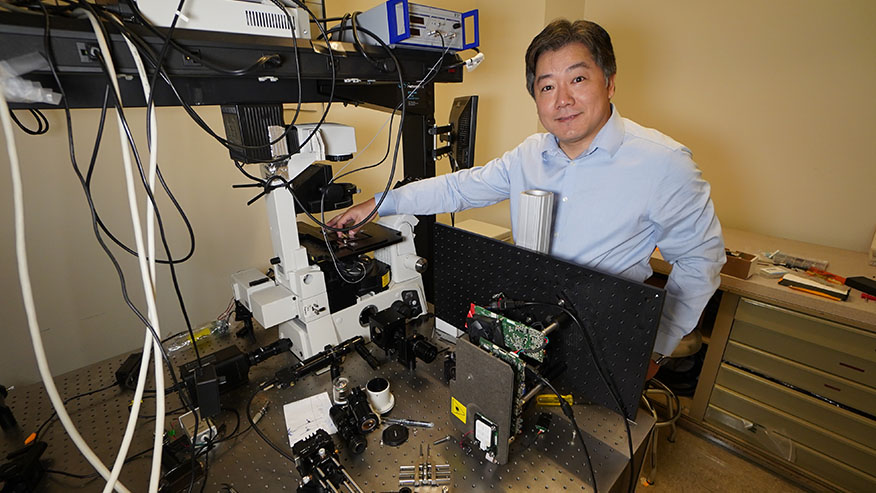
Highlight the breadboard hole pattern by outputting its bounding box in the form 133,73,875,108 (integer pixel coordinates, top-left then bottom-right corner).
433,224,664,419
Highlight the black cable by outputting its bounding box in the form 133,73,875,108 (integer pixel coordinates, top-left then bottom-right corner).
187,407,201,493
121,0,326,161
319,28,450,188
318,30,450,220
44,445,153,480
90,166,197,264
89,53,203,372
33,109,48,133
75,68,195,268
9,108,49,135
349,12,390,73
514,300,636,493
34,381,118,440
444,47,480,70
309,23,406,234
76,15,204,369
162,329,187,344
38,25,197,493
137,404,187,420
526,368,599,493
73,16,208,483
38,3,192,416
328,107,396,184
105,0,338,177
121,0,281,77
208,407,242,445
141,0,184,150
71,56,195,267
245,383,297,464
199,440,210,493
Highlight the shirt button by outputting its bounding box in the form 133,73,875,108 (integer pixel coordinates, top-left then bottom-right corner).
562,196,568,202
554,233,559,238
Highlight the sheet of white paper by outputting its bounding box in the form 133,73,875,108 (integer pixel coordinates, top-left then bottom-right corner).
283,392,337,447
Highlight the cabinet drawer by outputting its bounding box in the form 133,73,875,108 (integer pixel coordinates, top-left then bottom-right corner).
705,405,876,493
715,362,876,446
709,384,876,473
724,340,876,415
731,299,876,386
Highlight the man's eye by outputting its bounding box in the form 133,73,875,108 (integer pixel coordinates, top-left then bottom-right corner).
573,76,585,83
540,85,553,92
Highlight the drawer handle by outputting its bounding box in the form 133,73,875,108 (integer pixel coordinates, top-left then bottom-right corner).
838,362,865,373
823,383,841,392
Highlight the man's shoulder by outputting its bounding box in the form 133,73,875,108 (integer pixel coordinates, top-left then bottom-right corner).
518,132,553,150
493,133,553,162
621,118,691,156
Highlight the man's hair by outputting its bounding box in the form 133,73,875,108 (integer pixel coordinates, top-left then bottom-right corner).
525,19,616,98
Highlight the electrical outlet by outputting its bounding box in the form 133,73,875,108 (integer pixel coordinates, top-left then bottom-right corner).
182,49,201,66
76,42,99,64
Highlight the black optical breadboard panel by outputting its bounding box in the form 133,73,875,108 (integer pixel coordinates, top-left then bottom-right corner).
433,224,665,420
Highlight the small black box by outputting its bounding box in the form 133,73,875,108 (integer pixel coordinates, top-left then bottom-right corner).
115,352,143,388
845,276,876,297
194,365,220,419
179,346,251,404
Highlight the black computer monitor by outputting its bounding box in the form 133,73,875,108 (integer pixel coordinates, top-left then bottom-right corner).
447,95,478,169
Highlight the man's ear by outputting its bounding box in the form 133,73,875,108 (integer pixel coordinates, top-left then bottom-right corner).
607,74,616,99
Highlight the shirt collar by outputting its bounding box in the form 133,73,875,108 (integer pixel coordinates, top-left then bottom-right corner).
541,104,625,160
591,104,624,157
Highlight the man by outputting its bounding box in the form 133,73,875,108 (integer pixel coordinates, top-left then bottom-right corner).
328,19,725,379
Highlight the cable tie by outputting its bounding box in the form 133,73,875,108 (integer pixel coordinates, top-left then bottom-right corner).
175,11,190,23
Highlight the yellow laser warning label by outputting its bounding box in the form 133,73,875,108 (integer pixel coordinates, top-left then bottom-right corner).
450,396,466,423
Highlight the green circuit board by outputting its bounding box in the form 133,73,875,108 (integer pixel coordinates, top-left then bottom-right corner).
478,337,525,435
471,305,547,362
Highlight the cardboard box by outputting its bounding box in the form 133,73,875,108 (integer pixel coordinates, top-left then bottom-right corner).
722,251,758,279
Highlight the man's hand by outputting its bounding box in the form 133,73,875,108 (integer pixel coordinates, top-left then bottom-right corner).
326,197,377,237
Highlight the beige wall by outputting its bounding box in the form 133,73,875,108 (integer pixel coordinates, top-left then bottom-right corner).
0,107,277,386
582,0,876,252
3,0,874,385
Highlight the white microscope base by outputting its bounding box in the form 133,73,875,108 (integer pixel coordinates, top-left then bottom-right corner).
280,277,426,359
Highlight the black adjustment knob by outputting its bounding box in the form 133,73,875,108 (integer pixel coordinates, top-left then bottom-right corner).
382,424,409,447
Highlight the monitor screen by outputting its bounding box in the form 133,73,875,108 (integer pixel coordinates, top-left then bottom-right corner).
448,95,478,169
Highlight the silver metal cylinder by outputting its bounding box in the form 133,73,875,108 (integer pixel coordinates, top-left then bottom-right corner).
517,190,554,254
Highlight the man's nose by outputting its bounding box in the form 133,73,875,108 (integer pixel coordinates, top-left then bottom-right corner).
555,85,572,107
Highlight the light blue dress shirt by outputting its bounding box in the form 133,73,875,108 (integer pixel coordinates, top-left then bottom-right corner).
376,106,725,356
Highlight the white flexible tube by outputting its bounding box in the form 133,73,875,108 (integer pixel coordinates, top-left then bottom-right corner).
120,29,166,493
0,80,132,493
76,10,165,493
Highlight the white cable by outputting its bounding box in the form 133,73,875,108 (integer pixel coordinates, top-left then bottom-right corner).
0,77,133,493
77,10,164,493
120,28,166,493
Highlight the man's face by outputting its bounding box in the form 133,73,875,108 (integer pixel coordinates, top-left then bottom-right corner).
533,42,615,159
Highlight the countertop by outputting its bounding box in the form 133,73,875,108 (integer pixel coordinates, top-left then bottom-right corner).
650,227,876,333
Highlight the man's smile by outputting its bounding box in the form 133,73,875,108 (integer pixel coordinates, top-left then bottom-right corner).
556,113,581,123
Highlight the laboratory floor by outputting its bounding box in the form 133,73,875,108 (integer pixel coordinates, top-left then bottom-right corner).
638,425,808,493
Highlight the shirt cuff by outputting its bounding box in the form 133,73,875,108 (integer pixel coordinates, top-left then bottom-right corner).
374,191,398,216
652,330,683,358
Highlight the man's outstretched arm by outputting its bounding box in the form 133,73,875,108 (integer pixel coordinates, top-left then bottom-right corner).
327,197,377,237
